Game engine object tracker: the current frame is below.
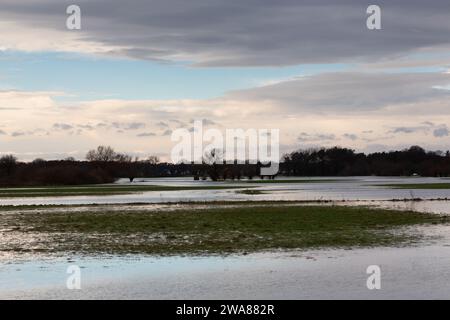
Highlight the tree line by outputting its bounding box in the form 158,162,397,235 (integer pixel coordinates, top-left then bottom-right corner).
282,146,450,176
1,145,450,186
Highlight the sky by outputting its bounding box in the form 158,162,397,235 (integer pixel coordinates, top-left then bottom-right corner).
1,0,450,161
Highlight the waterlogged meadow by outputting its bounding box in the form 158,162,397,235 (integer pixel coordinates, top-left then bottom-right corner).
2,176,450,211
2,205,448,257
1,176,450,299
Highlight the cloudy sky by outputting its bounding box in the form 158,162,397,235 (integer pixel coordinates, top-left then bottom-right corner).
1,0,450,161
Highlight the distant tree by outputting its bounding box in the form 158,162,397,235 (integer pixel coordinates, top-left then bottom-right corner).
203,148,223,165
147,155,160,165
202,149,224,181
32,158,46,164
65,157,76,162
86,146,117,162
280,145,450,177
114,153,133,163
0,154,18,176
407,145,426,154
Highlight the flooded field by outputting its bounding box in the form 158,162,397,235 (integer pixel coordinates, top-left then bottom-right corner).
1,176,450,213
1,176,450,299
2,224,450,300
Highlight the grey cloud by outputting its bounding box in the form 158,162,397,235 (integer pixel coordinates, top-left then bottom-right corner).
390,126,429,134
77,124,94,130
190,119,217,126
316,134,336,141
0,130,6,135
228,72,450,113
388,123,450,137
361,135,396,143
2,0,450,67
161,129,173,136
137,132,156,137
69,129,83,136
53,123,73,130
97,122,146,130
124,122,146,130
169,119,184,124
11,131,26,137
298,132,336,142
169,119,188,128
53,122,148,133
434,126,449,137
0,107,22,111
343,134,358,141
156,121,169,128
203,119,217,126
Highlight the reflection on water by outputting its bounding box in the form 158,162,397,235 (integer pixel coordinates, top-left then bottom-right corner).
2,223,450,299
1,177,450,299
348,200,450,214
0,176,450,213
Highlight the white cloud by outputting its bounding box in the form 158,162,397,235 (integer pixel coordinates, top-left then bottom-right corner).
2,70,450,159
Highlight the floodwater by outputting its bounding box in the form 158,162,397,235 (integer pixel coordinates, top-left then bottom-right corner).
1,176,450,299
1,225,450,299
1,176,450,214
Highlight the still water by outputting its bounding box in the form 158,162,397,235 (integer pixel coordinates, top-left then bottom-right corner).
1,176,450,299
1,176,450,214
2,224,450,299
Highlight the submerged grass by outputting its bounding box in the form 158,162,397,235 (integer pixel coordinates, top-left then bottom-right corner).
2,205,448,256
246,179,345,184
378,183,450,190
0,185,244,198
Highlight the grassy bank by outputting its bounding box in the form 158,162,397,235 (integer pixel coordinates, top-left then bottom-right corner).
2,205,448,256
0,185,244,198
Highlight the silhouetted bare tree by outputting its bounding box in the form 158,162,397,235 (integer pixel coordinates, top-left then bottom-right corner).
146,155,160,165
0,154,18,176
86,146,117,162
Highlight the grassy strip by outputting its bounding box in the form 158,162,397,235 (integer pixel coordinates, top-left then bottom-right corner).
0,185,244,198
3,205,448,255
377,183,450,190
235,189,267,195
2,198,450,212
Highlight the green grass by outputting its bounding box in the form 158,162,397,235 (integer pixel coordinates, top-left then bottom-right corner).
0,185,244,198
3,205,448,256
378,183,450,190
